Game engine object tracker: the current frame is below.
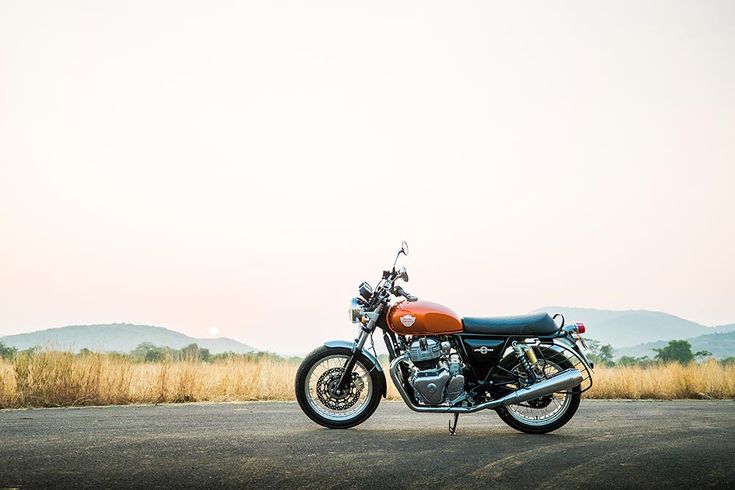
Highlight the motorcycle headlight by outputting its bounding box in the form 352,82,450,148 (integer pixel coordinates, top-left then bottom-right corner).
349,297,364,323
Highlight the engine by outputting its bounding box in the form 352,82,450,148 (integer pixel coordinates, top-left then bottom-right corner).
406,337,466,406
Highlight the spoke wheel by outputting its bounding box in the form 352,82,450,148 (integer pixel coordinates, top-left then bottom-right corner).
505,360,573,427
495,353,581,434
306,356,371,421
295,346,384,429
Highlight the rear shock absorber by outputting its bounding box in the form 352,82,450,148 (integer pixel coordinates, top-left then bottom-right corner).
512,341,537,384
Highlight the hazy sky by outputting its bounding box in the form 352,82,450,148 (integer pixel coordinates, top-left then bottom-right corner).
1,1,733,354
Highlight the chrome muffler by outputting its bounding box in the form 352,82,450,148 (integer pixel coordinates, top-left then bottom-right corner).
389,353,583,414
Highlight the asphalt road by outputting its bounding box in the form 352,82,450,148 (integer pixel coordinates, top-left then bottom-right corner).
1,400,733,489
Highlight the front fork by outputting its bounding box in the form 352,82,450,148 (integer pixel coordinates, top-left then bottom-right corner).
336,306,383,391
335,329,370,391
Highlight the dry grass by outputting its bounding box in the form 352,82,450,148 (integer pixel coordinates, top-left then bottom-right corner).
0,352,299,408
0,352,732,409
586,361,735,399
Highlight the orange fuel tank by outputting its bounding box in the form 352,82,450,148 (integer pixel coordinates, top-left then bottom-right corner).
387,300,463,336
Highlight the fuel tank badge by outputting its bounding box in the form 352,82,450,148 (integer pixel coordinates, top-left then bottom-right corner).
400,314,416,327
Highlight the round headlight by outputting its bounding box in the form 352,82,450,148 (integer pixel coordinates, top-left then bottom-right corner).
349,297,364,323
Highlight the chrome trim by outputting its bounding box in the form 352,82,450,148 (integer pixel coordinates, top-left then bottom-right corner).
389,353,583,413
547,338,594,392
553,337,594,372
355,330,369,351
349,297,363,323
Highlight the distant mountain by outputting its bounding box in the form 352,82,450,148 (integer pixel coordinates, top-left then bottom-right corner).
0,324,256,354
615,331,735,360
534,307,735,348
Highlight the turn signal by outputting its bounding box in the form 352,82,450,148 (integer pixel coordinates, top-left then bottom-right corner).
575,322,586,334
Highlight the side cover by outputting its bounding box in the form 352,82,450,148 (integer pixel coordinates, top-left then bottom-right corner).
458,336,507,381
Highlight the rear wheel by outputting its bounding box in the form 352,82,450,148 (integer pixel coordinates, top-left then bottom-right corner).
495,357,581,434
295,346,384,429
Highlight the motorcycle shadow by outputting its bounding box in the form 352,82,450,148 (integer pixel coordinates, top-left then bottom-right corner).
302,425,576,442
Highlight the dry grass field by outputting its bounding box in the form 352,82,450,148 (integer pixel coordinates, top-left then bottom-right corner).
1,352,733,409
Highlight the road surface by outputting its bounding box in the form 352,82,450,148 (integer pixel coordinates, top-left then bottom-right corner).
1,400,733,488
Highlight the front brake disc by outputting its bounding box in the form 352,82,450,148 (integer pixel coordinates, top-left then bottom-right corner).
316,367,362,410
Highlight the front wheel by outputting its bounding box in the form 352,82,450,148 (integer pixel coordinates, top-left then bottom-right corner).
295,346,384,429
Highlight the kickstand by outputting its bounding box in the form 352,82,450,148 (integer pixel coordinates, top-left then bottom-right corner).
448,413,459,436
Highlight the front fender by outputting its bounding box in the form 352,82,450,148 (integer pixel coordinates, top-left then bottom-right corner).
323,340,387,397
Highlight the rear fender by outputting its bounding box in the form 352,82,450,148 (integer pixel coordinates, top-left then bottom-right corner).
323,340,387,398
553,336,595,372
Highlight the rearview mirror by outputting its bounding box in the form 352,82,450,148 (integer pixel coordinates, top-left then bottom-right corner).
393,241,410,270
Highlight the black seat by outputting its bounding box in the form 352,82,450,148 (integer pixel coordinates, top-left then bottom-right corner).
463,312,559,336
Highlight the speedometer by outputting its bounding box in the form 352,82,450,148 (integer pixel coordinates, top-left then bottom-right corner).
358,281,373,300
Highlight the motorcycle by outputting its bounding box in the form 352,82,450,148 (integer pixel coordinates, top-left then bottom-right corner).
295,242,593,435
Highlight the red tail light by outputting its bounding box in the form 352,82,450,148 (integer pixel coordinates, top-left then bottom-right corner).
575,322,586,334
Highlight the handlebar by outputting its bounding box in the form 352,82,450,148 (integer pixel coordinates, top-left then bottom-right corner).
393,285,418,302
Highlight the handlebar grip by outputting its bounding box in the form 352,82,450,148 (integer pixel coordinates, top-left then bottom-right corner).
393,285,418,302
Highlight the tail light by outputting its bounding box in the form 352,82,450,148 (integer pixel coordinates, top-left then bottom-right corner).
562,321,587,336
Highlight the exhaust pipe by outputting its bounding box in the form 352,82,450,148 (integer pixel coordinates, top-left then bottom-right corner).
496,368,583,406
389,353,583,414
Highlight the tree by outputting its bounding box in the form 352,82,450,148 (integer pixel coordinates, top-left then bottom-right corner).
617,355,651,367
180,344,211,361
598,344,615,366
132,342,167,362
181,343,200,361
199,348,210,362
0,341,18,360
694,350,712,360
585,339,615,367
653,340,694,364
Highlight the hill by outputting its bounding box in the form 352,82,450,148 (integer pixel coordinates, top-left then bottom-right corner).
534,307,735,348
614,331,735,360
0,323,256,354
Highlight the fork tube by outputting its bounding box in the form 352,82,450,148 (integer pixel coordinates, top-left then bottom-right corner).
336,330,369,390
337,305,382,391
